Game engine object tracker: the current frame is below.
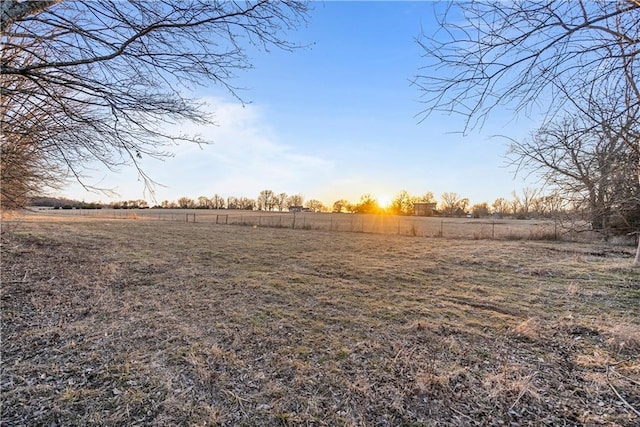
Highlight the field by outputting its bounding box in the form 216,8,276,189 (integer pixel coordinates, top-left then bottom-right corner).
33,208,566,240
2,213,639,426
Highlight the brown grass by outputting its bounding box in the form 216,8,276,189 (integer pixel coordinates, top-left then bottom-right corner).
1,213,639,426
28,208,577,241
513,317,545,341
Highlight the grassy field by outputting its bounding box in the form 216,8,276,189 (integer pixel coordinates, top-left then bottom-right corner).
2,214,639,426
32,208,566,240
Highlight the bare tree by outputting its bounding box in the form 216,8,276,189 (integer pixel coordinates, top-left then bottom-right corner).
509,196,522,220
440,192,466,217
529,197,548,219
416,0,640,264
521,188,541,219
227,196,239,210
0,59,73,208
304,199,325,213
197,196,211,209
471,202,490,218
458,198,470,216
354,194,380,214
332,199,351,213
510,188,540,219
177,197,195,209
275,193,288,212
257,189,275,211
389,190,418,216
0,122,62,208
286,194,304,208
419,192,437,204
492,197,511,218
1,0,308,208
511,113,639,233
210,194,225,210
238,197,255,210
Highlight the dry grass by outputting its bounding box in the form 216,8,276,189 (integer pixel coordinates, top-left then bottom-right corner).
1,213,639,426
513,317,545,341
606,324,640,355
30,208,573,241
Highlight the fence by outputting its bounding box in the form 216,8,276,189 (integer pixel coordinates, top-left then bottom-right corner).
35,208,566,240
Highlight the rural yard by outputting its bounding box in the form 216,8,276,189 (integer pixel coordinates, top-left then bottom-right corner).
1,214,639,426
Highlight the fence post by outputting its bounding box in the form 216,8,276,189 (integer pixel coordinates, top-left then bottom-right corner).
186,213,188,222
440,220,444,237
492,222,495,239
292,213,296,229
225,215,228,225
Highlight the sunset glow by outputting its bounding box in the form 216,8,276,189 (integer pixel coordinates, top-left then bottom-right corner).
377,194,392,209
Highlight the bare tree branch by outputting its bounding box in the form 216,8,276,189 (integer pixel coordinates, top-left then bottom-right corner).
415,0,640,264
1,0,308,207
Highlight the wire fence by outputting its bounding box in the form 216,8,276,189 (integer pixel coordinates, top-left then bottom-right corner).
34,208,568,240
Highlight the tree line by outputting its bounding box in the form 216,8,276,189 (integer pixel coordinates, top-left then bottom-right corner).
98,187,570,220
36,179,636,237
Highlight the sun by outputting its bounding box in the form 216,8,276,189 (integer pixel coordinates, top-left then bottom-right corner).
377,194,392,209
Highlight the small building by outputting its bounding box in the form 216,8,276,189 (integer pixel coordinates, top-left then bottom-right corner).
289,205,309,213
414,202,437,217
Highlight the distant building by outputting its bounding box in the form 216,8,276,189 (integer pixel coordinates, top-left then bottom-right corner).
289,206,310,213
414,202,437,217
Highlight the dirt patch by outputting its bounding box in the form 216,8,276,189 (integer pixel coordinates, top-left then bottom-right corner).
2,217,639,425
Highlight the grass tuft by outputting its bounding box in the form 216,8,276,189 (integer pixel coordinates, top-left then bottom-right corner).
513,317,545,341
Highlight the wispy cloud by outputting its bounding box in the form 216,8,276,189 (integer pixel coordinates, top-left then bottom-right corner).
63,97,335,203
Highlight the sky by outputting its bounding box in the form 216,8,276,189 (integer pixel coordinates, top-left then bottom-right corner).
61,1,543,208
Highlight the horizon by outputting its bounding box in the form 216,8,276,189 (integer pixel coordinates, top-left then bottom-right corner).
35,188,541,213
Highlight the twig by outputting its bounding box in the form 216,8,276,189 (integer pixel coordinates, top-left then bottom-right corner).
619,374,640,387
392,348,403,364
223,389,250,417
508,372,538,412
608,382,640,417
450,406,475,423
608,358,632,367
607,364,640,417
175,385,194,397
607,362,640,386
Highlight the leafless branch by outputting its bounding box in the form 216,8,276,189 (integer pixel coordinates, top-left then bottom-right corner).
1,0,308,207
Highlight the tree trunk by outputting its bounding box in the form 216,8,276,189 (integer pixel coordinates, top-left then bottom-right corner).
635,166,640,267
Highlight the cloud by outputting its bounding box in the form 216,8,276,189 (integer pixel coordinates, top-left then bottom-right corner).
62,97,335,203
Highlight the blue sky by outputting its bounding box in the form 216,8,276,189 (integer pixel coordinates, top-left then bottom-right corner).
62,1,542,207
